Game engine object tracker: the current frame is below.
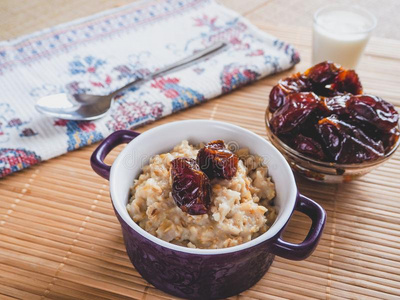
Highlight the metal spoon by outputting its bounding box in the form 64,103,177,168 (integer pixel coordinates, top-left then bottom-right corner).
35,42,227,121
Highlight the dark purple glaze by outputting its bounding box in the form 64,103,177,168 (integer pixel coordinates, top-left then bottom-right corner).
272,194,326,261
91,130,327,299
90,130,140,180
116,209,275,299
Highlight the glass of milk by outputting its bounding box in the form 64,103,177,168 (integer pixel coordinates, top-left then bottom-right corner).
312,5,377,69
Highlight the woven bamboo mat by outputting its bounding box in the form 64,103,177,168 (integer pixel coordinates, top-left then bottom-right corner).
2,3,400,300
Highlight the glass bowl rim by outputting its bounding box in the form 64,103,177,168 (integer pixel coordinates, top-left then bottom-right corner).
265,109,400,170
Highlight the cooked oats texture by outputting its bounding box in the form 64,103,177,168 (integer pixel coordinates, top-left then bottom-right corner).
127,141,277,249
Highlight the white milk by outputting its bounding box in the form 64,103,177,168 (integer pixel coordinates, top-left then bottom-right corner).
312,6,376,69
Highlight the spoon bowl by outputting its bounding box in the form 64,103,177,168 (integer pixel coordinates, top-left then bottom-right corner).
35,93,114,121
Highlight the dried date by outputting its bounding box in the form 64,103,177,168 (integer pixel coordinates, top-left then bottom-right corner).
346,95,399,132
171,157,211,215
291,134,325,160
304,61,342,86
316,116,384,164
269,73,312,112
270,92,320,134
330,70,363,95
382,127,400,152
197,140,238,180
320,94,351,116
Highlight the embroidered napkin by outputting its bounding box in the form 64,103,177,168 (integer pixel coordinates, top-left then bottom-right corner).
0,0,299,178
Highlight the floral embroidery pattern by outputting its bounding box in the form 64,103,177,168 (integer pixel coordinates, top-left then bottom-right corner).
0,148,41,177
107,98,164,131
0,103,38,143
194,15,219,30
151,77,205,112
113,52,152,81
220,63,260,93
54,120,103,151
68,55,112,91
273,39,300,65
186,15,248,51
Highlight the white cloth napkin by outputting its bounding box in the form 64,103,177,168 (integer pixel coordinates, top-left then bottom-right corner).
0,0,299,177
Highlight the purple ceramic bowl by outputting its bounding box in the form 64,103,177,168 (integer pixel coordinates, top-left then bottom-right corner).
91,120,326,299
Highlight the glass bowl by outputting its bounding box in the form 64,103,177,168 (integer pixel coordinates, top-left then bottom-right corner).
265,109,400,183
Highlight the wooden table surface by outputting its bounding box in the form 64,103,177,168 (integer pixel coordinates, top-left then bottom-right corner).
1,1,400,299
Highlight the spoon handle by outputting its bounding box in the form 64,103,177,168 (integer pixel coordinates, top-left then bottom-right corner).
109,41,227,97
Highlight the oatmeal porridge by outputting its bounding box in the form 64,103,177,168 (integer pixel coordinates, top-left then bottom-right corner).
126,140,277,249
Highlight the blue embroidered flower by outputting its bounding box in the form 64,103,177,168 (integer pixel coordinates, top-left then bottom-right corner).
69,56,106,75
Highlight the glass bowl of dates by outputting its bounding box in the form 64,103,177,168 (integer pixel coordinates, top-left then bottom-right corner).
266,61,400,183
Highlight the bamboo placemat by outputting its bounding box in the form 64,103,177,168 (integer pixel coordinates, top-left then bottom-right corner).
2,7,400,300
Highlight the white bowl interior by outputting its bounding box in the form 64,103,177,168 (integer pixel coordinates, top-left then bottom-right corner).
109,120,297,254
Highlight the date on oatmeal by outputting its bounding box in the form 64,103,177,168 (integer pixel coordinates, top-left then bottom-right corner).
171,157,211,215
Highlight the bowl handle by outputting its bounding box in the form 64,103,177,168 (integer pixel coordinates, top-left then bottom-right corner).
90,130,140,180
272,194,326,261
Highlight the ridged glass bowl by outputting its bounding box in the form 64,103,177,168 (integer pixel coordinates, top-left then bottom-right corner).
265,110,400,183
